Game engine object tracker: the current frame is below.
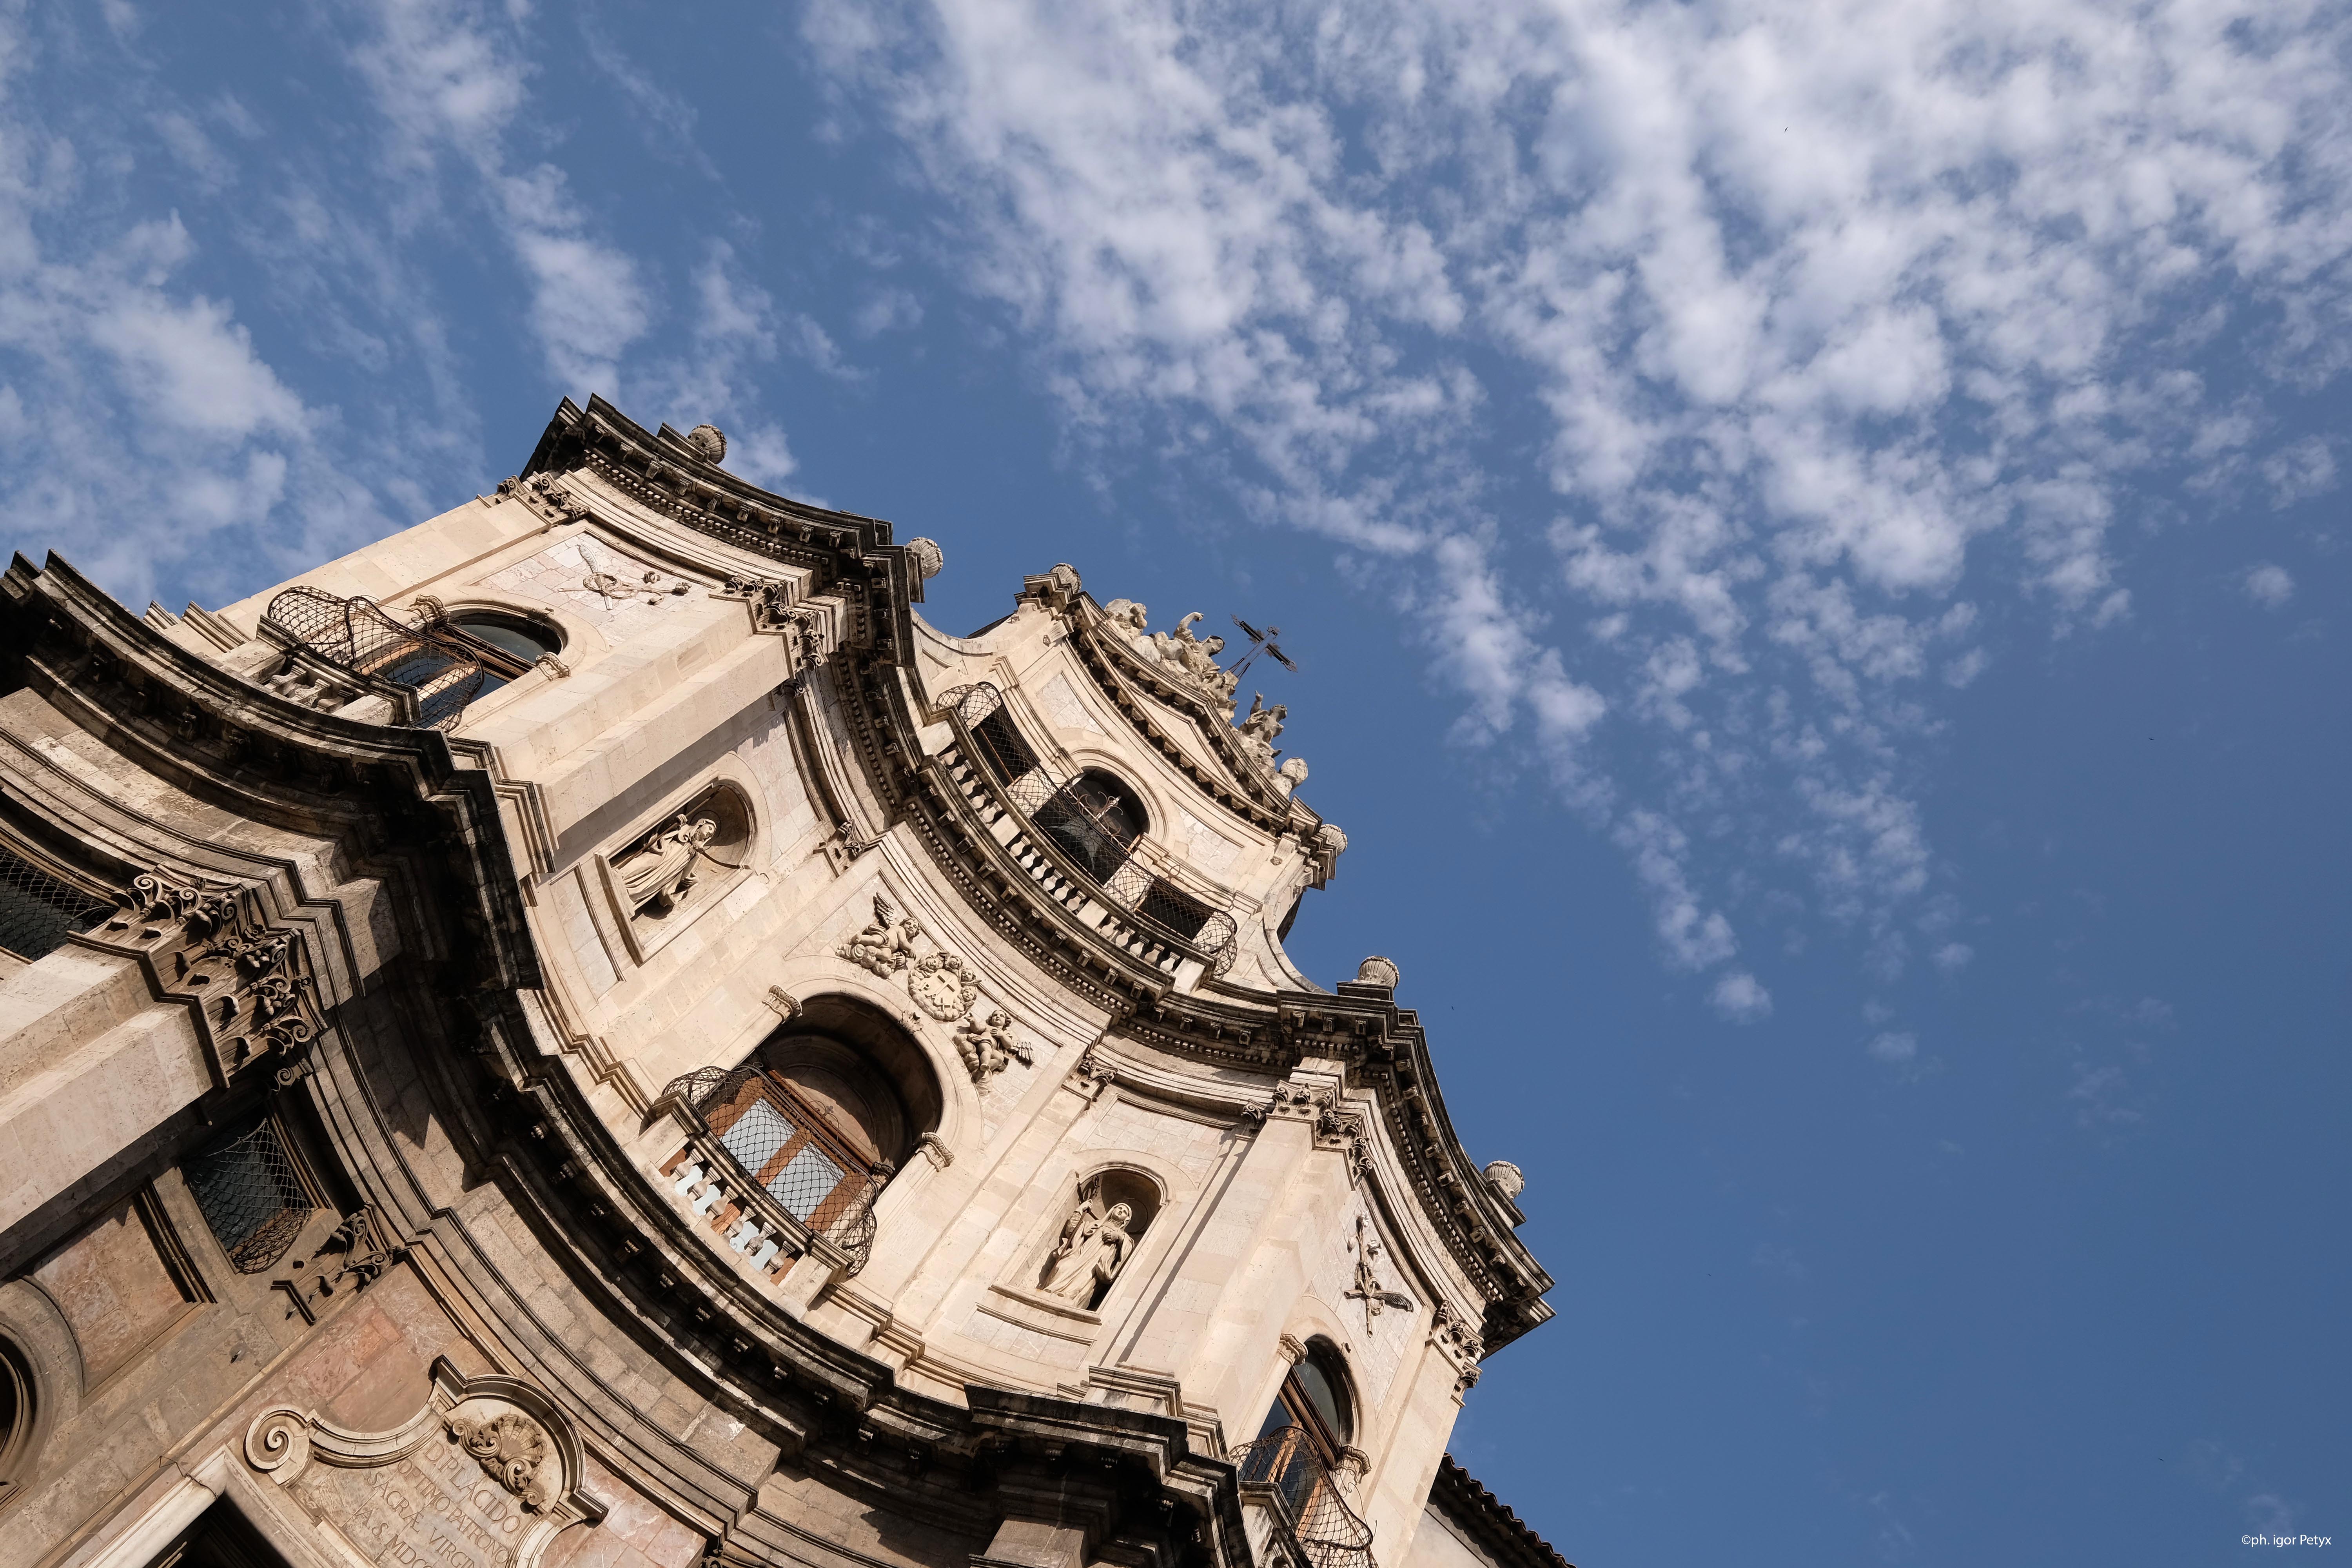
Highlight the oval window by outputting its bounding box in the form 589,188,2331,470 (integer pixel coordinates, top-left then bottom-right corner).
453,614,561,664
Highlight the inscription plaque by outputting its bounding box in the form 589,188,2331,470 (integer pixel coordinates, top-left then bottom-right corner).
293,1432,533,1568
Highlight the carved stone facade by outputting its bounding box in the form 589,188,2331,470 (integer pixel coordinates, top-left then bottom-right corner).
0,399,1565,1568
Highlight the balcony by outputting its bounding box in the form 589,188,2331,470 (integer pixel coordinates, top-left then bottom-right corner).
940,684,1238,980
651,1065,894,1279
1230,1425,1377,1568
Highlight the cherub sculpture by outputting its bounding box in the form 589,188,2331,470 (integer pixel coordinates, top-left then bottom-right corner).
954,1009,1033,1083
838,893,924,978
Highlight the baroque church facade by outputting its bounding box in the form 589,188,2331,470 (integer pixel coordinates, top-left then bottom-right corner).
0,399,1568,1568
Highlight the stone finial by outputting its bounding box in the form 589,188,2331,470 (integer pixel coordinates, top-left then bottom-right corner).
1483,1160,1525,1200
906,537,944,580
1354,955,1400,989
685,424,726,462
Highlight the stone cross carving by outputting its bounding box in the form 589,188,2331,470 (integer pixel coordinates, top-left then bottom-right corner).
1039,1196,1136,1306
612,812,719,916
1344,1215,1414,1326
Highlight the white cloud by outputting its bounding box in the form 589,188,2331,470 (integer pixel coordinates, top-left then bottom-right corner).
1932,943,1974,975
2242,562,2296,608
1711,971,1772,1024
352,0,650,395
2261,436,2337,509
1868,1032,1918,1065
804,0,2352,1009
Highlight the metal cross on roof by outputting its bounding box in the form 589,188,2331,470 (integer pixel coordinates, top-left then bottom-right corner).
1226,615,1299,681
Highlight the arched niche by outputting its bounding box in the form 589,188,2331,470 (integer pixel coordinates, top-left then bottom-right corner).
1029,1165,1166,1313
600,779,757,961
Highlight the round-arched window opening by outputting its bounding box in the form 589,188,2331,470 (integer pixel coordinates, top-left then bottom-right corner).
1243,1339,1362,1523
1259,1338,1354,1452
439,611,564,706
0,1337,31,1504
1034,1169,1163,1311
693,996,943,1236
1033,769,1146,883
454,613,561,665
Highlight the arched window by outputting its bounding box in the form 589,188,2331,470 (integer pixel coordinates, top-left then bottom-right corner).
184,1113,316,1273
1033,769,1145,882
1259,1339,1353,1458
695,997,942,1234
1240,1339,1372,1562
0,1336,34,1511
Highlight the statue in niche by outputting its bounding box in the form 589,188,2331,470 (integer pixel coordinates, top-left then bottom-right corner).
954,1009,1032,1084
839,893,924,977
1237,691,1287,751
1038,1196,1136,1307
612,812,719,915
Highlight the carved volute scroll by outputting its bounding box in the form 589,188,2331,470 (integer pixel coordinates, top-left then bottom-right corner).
242,1357,605,1566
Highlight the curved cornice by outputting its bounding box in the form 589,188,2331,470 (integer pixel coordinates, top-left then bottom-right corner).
0,548,1254,1568
839,616,1557,1349
521,396,928,670
1016,572,1311,834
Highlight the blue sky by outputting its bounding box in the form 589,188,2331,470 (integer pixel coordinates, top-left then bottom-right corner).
2,1,2345,1562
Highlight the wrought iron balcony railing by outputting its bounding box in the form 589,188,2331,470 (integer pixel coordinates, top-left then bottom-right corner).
941,684,1238,978
1230,1425,1377,1568
652,1065,893,1278
261,587,510,730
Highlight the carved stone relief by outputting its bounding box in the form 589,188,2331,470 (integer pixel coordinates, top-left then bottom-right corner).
1037,1194,1136,1307
954,1009,1033,1085
611,811,719,918
98,866,329,1087
1343,1214,1415,1328
243,1358,604,1568
835,893,983,1022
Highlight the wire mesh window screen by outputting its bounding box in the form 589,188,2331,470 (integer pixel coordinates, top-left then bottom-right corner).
261,586,505,730
0,846,107,962
970,705,1041,784
185,1119,312,1273
1137,878,1215,943
704,1073,873,1230
1232,1425,1377,1568
1032,775,1144,883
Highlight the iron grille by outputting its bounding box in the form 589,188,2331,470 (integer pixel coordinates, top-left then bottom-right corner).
969,704,1042,783
949,684,1238,972
0,845,107,962
260,586,505,730
1231,1425,1377,1568
661,1065,894,1272
185,1118,312,1273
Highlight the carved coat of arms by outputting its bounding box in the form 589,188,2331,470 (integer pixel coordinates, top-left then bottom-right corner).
447,1410,554,1510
